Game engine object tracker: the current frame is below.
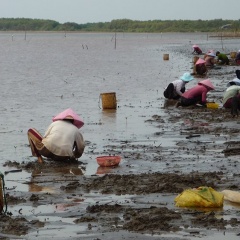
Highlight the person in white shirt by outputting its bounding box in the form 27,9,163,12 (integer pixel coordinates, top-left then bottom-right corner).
163,72,194,100
27,116,85,163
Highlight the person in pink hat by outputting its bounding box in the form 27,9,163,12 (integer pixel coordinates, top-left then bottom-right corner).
192,45,202,55
27,109,85,163
205,52,216,68
193,58,207,76
178,79,215,107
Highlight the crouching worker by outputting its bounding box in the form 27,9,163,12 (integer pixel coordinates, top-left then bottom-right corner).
223,85,240,117
27,108,85,163
216,51,229,65
194,58,207,76
163,72,194,100
227,70,240,87
192,45,202,55
178,79,215,107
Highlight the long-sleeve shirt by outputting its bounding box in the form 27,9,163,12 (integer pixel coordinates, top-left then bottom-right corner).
182,84,209,104
217,53,229,61
193,47,202,54
172,79,187,96
42,120,85,158
205,56,215,67
223,85,240,105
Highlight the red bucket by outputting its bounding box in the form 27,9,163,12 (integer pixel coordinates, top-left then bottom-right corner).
96,156,121,167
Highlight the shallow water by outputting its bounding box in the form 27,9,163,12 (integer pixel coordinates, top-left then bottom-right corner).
1,32,240,239
1,31,235,172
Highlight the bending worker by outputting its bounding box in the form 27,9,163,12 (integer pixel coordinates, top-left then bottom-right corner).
27,108,85,163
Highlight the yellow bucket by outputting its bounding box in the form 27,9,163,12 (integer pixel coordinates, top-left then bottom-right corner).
163,54,169,60
230,52,237,59
207,102,219,109
100,92,117,110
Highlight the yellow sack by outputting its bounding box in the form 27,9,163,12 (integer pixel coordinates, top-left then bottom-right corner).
175,186,224,208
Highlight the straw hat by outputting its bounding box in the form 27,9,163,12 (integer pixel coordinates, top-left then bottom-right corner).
180,72,194,82
198,79,215,90
196,58,206,65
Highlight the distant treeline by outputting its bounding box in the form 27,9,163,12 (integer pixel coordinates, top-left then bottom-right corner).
0,18,240,32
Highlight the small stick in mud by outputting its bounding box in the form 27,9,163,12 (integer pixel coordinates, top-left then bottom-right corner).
186,134,201,139
4,169,22,175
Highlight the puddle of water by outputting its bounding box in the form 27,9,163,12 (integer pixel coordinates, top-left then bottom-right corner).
27,223,89,240
160,230,240,240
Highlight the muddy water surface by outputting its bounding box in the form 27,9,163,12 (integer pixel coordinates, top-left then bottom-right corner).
1,32,240,239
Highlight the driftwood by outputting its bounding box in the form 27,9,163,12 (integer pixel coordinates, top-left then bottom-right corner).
186,134,201,139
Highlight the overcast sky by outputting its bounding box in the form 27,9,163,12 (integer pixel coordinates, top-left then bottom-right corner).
1,0,239,24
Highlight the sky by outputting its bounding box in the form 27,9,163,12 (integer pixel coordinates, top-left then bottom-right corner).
0,0,239,24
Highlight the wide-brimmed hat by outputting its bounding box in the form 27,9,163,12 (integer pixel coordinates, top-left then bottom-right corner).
52,108,84,129
180,72,194,82
198,79,215,90
192,44,199,48
207,52,216,57
196,58,206,65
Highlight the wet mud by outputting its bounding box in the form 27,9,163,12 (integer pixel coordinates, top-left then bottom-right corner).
1,32,240,239
3,104,240,239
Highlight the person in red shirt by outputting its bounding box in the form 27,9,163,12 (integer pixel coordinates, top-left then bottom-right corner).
178,79,215,107
192,45,202,55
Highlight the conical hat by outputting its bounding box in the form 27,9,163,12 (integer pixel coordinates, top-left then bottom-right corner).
198,79,215,90
196,58,206,65
52,108,84,129
207,52,216,57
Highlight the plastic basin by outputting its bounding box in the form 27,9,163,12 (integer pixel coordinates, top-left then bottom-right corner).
96,156,121,167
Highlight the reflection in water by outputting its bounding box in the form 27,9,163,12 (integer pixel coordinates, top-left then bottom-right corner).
96,166,114,175
55,198,84,212
29,183,55,193
163,99,178,108
32,166,84,177
29,167,84,193
101,109,117,124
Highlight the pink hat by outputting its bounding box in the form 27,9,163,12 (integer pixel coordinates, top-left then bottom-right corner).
52,108,84,129
192,44,199,48
198,79,215,90
196,58,206,65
